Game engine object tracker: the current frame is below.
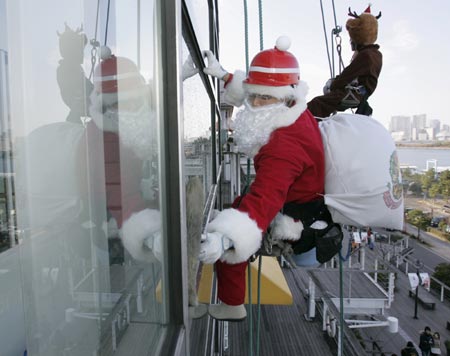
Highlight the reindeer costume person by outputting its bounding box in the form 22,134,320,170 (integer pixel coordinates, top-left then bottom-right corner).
307,5,382,117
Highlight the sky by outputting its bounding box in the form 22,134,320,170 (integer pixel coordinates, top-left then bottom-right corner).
217,0,450,129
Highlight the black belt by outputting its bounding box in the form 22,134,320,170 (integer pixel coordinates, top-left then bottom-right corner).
282,198,332,228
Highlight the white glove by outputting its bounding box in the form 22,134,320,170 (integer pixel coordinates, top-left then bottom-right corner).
198,232,232,264
202,50,228,79
120,209,162,263
182,55,199,81
323,78,334,94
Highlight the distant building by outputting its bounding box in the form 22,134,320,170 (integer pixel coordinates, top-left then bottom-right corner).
417,129,428,141
436,130,450,141
443,124,450,132
429,119,441,131
425,127,435,140
391,131,408,141
390,115,411,140
412,114,426,131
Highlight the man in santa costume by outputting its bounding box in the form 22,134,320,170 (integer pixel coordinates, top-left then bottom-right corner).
87,47,200,263
200,37,331,320
307,5,382,117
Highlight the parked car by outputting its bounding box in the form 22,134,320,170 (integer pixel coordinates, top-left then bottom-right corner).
430,216,446,227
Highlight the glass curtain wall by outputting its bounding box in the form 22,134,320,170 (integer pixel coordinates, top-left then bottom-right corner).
0,0,189,354
182,0,223,353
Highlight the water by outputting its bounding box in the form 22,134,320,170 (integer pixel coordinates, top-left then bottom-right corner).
396,147,450,171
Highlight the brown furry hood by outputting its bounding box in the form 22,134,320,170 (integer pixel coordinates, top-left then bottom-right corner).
346,9,380,46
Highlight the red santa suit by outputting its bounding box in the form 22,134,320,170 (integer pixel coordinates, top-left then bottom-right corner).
208,81,325,305
87,51,162,263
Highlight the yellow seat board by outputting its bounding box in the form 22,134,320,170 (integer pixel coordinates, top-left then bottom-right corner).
198,256,292,305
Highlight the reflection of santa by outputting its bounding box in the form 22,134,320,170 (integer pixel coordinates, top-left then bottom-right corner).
88,48,161,263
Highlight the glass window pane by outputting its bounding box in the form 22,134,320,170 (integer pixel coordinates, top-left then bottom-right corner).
182,41,213,351
185,0,210,51
2,0,168,354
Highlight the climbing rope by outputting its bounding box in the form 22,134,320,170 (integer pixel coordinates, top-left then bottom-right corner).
104,0,112,46
89,0,113,80
319,0,332,78
319,0,344,78
254,2,264,355
339,231,353,262
240,1,265,355
241,1,254,352
339,253,344,356
88,0,102,80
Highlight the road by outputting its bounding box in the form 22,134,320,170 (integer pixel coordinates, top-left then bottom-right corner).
376,223,450,273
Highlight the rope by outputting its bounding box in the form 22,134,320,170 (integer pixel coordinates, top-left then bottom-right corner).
248,256,253,356
104,0,111,46
258,0,264,51
339,252,344,356
88,0,102,80
255,1,264,355
255,256,262,356
339,231,352,262
243,0,250,74
319,0,344,78
241,1,254,355
319,0,333,78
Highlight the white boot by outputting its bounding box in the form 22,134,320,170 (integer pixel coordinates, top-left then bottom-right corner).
189,304,208,320
208,303,247,321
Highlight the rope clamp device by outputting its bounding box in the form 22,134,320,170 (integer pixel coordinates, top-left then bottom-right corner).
332,26,342,35
254,232,297,268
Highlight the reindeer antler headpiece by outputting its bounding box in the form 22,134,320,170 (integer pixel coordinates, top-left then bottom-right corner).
57,22,88,61
346,5,381,46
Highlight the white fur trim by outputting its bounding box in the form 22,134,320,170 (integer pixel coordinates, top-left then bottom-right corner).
207,208,262,264
223,70,247,107
120,208,161,263
270,213,304,241
245,80,309,102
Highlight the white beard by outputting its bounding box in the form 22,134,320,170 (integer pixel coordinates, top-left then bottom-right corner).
96,105,157,162
232,101,290,158
116,106,158,161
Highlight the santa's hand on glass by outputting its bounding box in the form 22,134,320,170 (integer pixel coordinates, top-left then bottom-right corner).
198,232,233,264
202,50,229,80
120,208,162,263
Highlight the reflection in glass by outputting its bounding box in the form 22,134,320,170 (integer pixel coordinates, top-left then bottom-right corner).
182,40,214,350
2,0,166,354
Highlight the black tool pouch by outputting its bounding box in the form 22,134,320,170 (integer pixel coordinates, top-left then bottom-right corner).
314,223,343,263
284,199,342,264
292,223,343,263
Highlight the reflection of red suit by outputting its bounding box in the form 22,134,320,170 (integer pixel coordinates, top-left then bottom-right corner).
86,121,146,229
209,107,325,305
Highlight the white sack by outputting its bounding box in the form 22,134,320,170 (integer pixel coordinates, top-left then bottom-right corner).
319,113,404,229
15,122,88,228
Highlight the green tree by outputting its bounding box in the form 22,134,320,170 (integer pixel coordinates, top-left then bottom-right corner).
429,183,440,203
401,168,423,196
433,263,450,286
406,209,431,239
438,170,450,202
421,169,436,199
438,219,448,233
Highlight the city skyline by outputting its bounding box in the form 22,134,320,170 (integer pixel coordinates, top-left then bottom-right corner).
389,113,450,141
218,1,450,128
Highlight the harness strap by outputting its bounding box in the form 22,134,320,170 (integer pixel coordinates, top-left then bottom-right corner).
282,198,332,227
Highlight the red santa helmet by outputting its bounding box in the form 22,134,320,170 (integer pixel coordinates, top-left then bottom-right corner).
92,46,146,104
243,36,300,100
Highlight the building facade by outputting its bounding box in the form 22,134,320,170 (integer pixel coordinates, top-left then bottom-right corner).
0,1,224,355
